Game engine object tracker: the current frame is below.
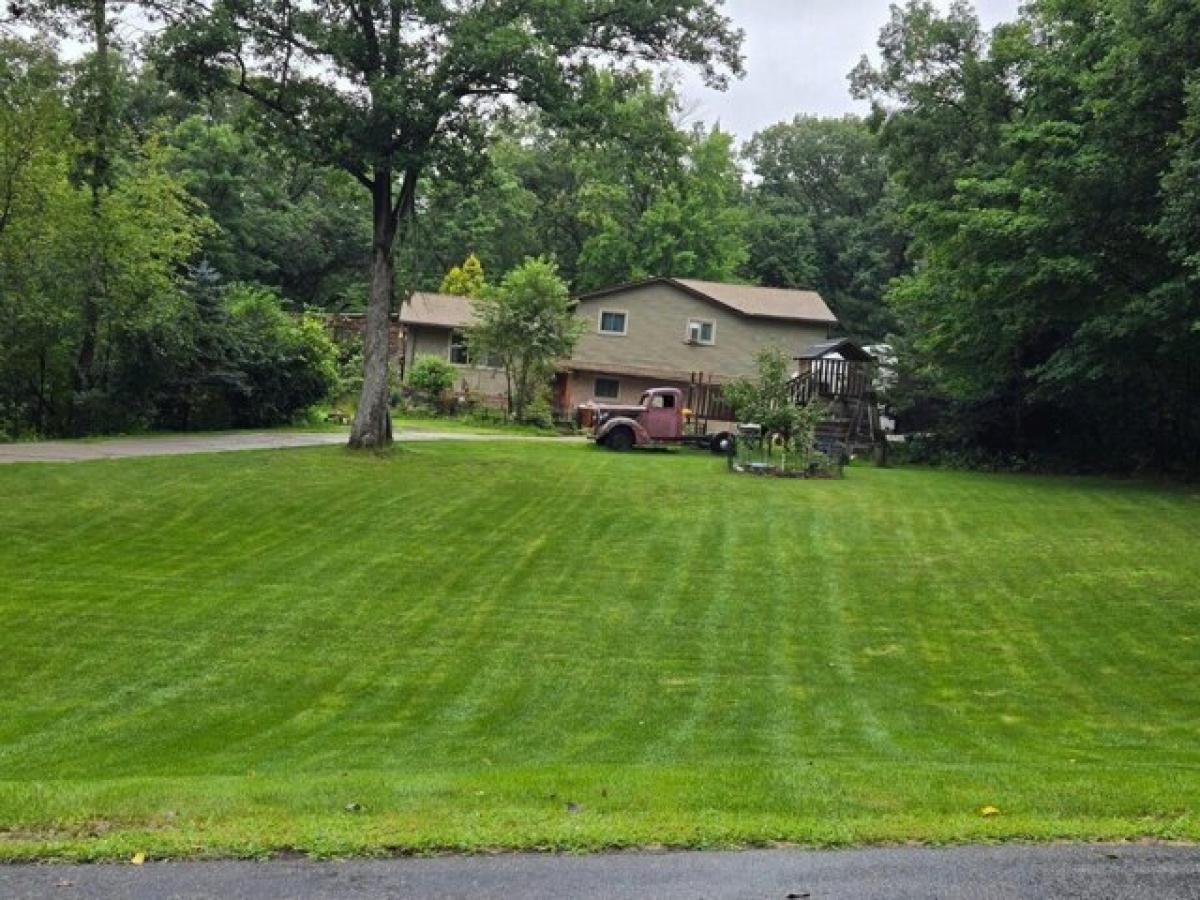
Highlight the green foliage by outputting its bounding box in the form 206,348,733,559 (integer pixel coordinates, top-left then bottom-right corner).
220,286,339,427
403,77,750,294
407,355,459,406
854,0,1200,472
439,253,487,298
0,42,209,437
723,348,825,457
165,114,370,309
577,125,749,288
744,116,904,339
470,257,580,421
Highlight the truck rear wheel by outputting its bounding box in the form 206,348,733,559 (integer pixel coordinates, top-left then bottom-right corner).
605,427,634,452
710,432,735,455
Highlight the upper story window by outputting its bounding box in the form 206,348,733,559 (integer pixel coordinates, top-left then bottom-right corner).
687,319,716,345
598,310,628,335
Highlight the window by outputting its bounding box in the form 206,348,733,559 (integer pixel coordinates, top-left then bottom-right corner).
599,310,628,335
686,319,716,345
449,330,470,365
448,332,500,367
649,393,676,409
594,377,620,399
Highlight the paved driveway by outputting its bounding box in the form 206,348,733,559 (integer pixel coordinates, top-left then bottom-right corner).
1,845,1198,899
0,430,576,463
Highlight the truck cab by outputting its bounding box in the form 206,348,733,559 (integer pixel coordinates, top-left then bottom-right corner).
579,388,733,453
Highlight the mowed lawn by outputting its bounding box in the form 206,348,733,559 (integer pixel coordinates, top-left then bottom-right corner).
1,441,1198,860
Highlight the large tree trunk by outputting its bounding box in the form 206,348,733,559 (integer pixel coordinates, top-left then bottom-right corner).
72,0,112,435
349,173,398,449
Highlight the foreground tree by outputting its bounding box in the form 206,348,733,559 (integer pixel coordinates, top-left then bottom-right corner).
155,1,742,448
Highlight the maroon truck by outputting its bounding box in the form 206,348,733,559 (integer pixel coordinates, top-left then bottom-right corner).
579,387,736,454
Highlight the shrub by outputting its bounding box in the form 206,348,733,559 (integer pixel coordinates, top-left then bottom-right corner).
408,355,458,406
724,348,825,458
222,285,339,426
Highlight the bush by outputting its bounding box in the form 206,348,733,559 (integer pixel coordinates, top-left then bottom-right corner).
724,348,825,458
408,355,459,406
220,285,339,427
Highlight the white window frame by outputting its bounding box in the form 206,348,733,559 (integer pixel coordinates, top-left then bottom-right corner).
593,377,621,399
598,309,629,336
686,318,716,345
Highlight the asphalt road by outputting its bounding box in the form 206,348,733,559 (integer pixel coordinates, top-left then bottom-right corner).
3,845,1199,899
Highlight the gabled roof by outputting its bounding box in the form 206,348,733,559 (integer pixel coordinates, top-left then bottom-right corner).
575,277,837,325
797,338,875,362
399,292,476,329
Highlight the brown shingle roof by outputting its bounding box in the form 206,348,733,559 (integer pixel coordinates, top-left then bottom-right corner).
399,292,476,329
674,279,836,324
576,277,837,325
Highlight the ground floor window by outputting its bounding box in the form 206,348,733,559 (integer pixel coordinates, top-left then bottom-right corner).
593,377,620,399
448,331,501,368
449,330,470,365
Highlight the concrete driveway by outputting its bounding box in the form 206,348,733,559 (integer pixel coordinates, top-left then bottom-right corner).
1,844,1198,899
0,430,577,464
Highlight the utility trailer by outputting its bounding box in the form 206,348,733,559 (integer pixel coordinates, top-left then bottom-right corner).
578,387,736,453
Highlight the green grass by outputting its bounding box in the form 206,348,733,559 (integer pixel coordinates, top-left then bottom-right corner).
1,443,1198,861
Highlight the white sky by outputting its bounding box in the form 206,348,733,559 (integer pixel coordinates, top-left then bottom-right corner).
675,0,1023,138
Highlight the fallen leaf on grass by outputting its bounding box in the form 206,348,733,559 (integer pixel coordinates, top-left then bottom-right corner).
979,805,1001,818
130,852,146,866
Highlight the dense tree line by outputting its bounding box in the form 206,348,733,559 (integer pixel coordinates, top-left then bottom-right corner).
6,0,1190,472
854,0,1200,472
1,9,902,442
0,38,338,438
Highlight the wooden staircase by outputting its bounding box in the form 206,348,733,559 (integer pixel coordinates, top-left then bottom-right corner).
789,364,881,460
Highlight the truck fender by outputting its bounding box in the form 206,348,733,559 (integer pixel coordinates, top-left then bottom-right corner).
596,416,650,446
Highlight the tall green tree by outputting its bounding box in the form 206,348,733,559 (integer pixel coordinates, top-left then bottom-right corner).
855,0,1200,470
469,258,581,421
577,124,748,289
166,114,370,309
155,0,743,448
11,0,130,429
744,116,904,339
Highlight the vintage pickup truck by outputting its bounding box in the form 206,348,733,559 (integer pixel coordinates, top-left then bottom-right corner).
578,387,736,453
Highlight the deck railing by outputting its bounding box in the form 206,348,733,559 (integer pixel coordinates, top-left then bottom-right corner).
789,359,874,404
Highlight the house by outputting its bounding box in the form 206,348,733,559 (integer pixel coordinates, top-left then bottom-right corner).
557,277,838,410
398,291,507,401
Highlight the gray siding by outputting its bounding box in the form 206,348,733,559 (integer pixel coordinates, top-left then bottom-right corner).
571,283,830,381
403,325,508,399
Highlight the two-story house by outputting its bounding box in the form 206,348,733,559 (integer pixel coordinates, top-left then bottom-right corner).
556,277,837,409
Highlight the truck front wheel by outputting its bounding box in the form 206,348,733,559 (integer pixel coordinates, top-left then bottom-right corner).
605,427,634,452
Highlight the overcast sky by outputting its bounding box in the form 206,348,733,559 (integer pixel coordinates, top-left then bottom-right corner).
674,0,1022,139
